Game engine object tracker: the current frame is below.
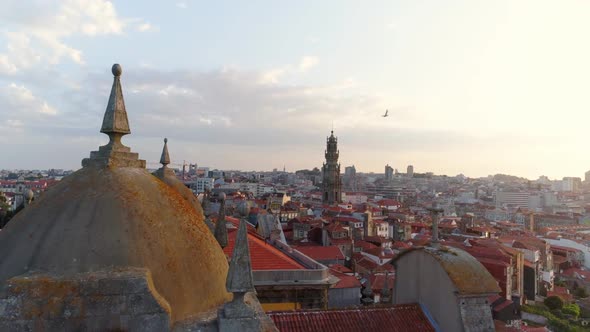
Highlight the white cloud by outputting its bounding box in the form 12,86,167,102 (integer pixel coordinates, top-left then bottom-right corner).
298,56,319,72
0,0,151,73
157,85,196,96
176,2,188,9
1,83,58,116
137,23,159,32
258,55,320,84
259,68,287,84
40,102,58,115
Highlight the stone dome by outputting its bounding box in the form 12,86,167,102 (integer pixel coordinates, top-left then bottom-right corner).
153,138,204,217
0,65,231,324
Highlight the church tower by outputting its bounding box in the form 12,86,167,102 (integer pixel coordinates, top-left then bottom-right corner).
322,130,342,204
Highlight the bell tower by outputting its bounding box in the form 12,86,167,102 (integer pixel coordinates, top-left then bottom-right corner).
322,130,342,204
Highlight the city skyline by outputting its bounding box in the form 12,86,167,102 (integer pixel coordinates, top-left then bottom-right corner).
2,1,590,179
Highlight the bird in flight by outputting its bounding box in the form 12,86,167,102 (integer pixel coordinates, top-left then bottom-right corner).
382,109,389,117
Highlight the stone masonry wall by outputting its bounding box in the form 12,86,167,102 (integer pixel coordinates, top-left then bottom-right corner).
458,295,495,332
0,268,171,332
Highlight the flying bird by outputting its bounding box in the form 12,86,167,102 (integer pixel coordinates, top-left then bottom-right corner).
382,109,389,117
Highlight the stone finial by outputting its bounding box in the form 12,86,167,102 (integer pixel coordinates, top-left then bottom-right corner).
101,64,130,136
160,138,170,167
82,64,145,168
226,218,255,293
214,193,228,248
220,218,261,330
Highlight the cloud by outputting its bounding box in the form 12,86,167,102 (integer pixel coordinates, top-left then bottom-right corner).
0,63,561,177
0,82,58,140
298,56,319,72
1,83,58,116
176,2,188,9
0,0,151,73
136,23,159,33
259,56,320,84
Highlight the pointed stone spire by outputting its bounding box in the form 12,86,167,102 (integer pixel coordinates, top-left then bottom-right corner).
219,218,261,330
101,64,130,136
82,64,145,168
160,138,170,167
214,193,229,248
226,218,255,293
153,138,175,178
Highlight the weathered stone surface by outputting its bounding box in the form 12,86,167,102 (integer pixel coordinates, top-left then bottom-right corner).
458,295,495,332
98,275,148,295
222,294,256,319
128,313,170,332
127,293,166,315
0,319,33,331
78,279,100,296
226,219,255,293
0,269,173,331
217,292,278,332
86,295,126,316
0,297,20,320
218,316,261,332
62,297,84,319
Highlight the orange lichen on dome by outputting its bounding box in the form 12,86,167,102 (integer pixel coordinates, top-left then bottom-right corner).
0,166,231,323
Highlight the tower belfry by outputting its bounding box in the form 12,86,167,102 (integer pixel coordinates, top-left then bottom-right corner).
321,130,342,204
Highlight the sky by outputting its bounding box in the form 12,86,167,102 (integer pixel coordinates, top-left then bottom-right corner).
1,0,590,179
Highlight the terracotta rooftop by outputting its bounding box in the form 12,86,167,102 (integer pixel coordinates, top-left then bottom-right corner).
293,245,344,261
328,264,353,274
354,240,378,251
224,228,305,271
364,236,391,244
268,304,436,332
369,273,395,293
330,269,361,289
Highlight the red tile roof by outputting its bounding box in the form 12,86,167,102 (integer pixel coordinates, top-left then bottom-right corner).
369,273,395,293
223,228,305,271
268,304,435,332
330,238,352,245
293,245,344,261
363,248,395,259
364,236,391,244
328,264,353,274
330,270,361,289
354,240,378,250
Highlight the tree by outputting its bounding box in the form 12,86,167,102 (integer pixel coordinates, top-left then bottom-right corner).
544,296,564,310
562,304,580,318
